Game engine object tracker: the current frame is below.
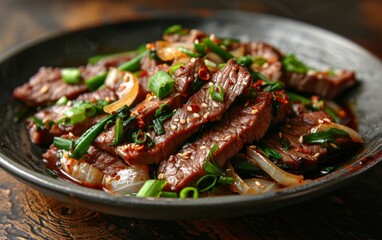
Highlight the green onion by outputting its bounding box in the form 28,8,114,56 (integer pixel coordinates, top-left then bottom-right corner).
177,46,200,58
252,56,267,66
217,176,234,184
153,118,165,135
218,63,226,69
163,24,184,35
55,96,69,106
196,174,217,192
45,168,58,178
324,106,341,123
136,179,167,197
134,130,147,145
148,71,175,99
159,191,178,198
203,38,234,62
257,143,283,160
219,37,240,47
53,137,74,151
281,138,291,150
169,63,184,75
282,54,310,74
87,44,146,64
110,117,123,146
155,104,173,118
29,116,47,130
230,156,263,173
303,128,350,144
86,72,108,91
13,106,31,122
118,51,146,72
236,55,253,68
179,187,199,199
286,91,310,105
252,71,284,92
204,144,222,176
209,83,224,102
61,68,81,84
194,43,207,56
70,106,128,159
63,108,86,125
190,77,205,92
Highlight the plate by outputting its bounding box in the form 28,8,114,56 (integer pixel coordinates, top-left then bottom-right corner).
1,11,381,219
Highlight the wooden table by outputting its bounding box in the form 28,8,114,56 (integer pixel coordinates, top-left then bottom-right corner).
1,1,381,239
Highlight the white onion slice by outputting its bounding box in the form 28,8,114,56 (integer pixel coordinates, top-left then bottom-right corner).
155,41,192,61
60,151,104,187
227,161,281,195
229,45,245,59
103,69,139,113
311,122,364,143
103,165,150,194
247,147,304,187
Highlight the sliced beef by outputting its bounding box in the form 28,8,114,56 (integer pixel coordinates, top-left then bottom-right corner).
92,58,209,153
270,90,290,126
259,111,359,172
158,92,273,191
245,42,284,81
163,29,207,43
116,59,252,165
283,70,357,99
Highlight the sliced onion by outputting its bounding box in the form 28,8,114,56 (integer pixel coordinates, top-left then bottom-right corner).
311,122,364,143
172,56,192,66
103,165,150,194
229,45,245,59
204,59,218,73
247,147,304,187
206,52,224,65
227,161,281,195
155,41,192,61
60,151,104,187
103,68,139,113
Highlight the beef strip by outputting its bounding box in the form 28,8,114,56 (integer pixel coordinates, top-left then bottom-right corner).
244,42,284,81
92,58,209,153
163,29,207,43
116,59,252,165
259,111,359,172
283,70,357,99
158,92,273,191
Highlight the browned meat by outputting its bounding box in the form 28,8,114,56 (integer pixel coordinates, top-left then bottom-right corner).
270,90,290,126
163,29,207,43
158,92,274,191
283,70,357,99
13,67,89,106
245,42,284,81
116,59,252,165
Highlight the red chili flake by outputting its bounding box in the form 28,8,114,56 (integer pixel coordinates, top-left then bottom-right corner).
137,117,145,128
139,70,148,78
198,67,210,81
115,175,121,180
190,104,200,112
146,43,155,51
136,105,146,114
134,145,145,151
274,91,289,104
251,80,263,90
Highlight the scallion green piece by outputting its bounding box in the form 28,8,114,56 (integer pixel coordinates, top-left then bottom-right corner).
163,24,183,35
169,63,184,75
153,118,165,135
194,43,207,56
29,116,46,130
177,46,200,58
159,191,178,198
282,54,310,74
217,176,234,184
118,51,146,72
179,187,199,199
252,56,267,66
86,72,108,91
134,130,147,145
196,174,217,192
87,44,146,64
203,38,233,62
303,128,350,144
257,143,283,160
148,71,175,99
61,68,81,84
204,144,222,176
110,117,123,146
55,96,69,106
53,137,74,151
236,55,253,68
209,83,224,102
252,71,284,92
136,180,167,197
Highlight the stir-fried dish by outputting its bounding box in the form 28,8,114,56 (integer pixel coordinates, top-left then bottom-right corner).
13,25,363,198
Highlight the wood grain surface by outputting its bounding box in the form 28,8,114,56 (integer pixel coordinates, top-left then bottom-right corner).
1,1,381,239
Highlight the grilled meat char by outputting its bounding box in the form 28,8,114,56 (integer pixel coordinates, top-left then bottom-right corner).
158,92,274,191
116,59,252,165
283,69,357,99
92,58,209,153
259,111,358,172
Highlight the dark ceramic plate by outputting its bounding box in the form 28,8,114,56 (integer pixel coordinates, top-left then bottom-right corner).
0,11,381,220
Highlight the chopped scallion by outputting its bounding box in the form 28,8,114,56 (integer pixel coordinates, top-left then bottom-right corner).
179,187,199,199
196,174,217,192
303,128,350,144
136,179,167,197
203,38,234,62
169,63,184,75
148,71,175,99
61,68,81,84
53,137,74,151
86,72,108,91
177,46,200,58
282,54,310,74
110,117,124,146
209,83,224,102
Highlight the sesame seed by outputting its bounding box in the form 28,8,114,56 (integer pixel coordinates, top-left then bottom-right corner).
184,151,192,156
224,135,231,141
181,155,190,160
170,125,176,130
249,145,257,149
242,81,248,86
193,113,200,119
40,85,49,94
173,118,179,122
330,143,338,149
313,152,320,158
209,82,213,86
213,137,220,142
180,118,186,124
200,146,206,150
251,109,258,115
187,106,193,112
262,63,269,68
244,101,250,107
157,173,164,179
190,58,196,62
318,119,324,124
299,136,304,144
255,181,262,187
201,103,208,108
213,102,219,108
147,96,153,101
278,132,283,138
